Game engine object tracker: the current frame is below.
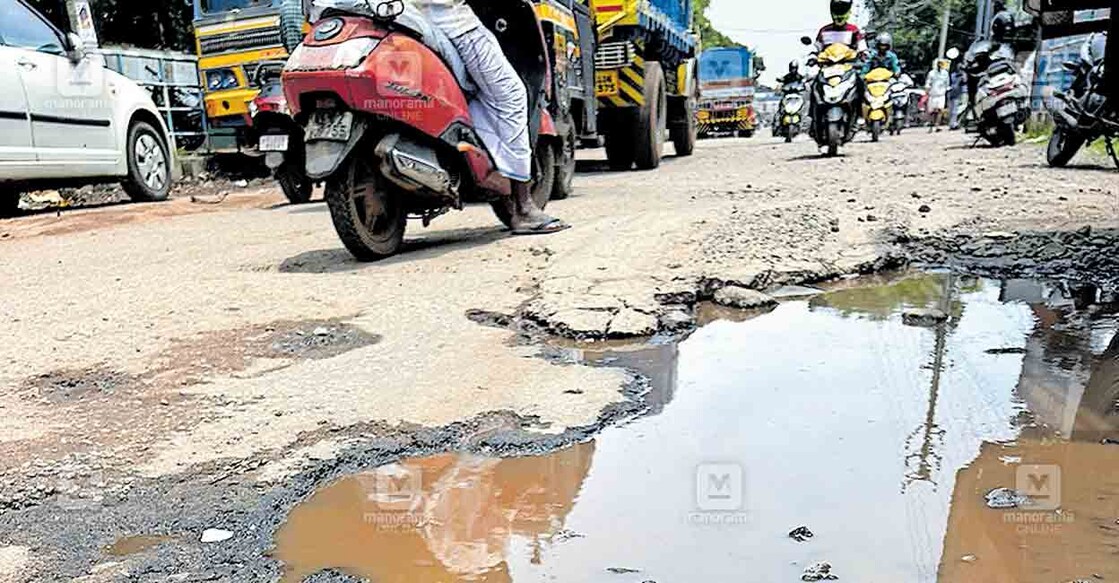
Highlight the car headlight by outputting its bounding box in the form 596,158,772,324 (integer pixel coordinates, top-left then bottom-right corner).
206,69,239,91
286,37,381,71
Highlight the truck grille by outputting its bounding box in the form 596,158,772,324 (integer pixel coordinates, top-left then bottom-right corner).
595,42,634,69
199,26,283,56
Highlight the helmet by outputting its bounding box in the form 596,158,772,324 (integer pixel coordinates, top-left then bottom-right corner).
830,0,853,25
876,32,893,52
789,60,800,74
990,11,1013,42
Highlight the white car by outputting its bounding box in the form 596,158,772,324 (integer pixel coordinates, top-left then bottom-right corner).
0,0,174,216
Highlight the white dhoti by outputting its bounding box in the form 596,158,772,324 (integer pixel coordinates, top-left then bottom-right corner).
450,26,532,182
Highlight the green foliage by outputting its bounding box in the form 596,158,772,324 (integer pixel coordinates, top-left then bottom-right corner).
28,0,194,51
865,0,979,76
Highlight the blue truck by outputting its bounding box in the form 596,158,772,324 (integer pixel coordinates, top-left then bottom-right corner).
697,46,757,137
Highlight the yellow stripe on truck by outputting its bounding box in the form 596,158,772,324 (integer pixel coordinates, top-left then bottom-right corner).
199,47,288,70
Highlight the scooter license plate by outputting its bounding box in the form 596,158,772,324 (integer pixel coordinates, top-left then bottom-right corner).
259,134,289,152
996,103,1017,118
305,111,354,142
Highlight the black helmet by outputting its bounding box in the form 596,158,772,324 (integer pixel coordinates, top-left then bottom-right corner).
789,60,799,74
831,0,853,25
990,11,1013,42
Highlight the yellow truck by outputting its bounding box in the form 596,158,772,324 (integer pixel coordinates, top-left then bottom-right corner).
192,0,292,151
592,0,698,170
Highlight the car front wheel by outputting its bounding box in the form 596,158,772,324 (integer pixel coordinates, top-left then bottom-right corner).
121,120,171,202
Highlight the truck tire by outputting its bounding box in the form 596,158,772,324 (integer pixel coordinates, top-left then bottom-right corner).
634,61,667,170
604,111,637,171
670,96,697,157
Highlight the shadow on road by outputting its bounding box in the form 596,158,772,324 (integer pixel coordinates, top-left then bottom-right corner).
575,154,683,175
279,225,507,273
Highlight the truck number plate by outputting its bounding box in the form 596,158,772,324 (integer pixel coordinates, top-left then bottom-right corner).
259,134,289,152
595,71,619,97
305,111,353,142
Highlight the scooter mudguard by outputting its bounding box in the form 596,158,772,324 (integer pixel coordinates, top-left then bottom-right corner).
826,107,846,122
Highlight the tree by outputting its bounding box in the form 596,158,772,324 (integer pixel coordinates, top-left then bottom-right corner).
865,0,978,77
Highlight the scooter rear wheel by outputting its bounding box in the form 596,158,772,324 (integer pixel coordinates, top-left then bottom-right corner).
325,158,406,261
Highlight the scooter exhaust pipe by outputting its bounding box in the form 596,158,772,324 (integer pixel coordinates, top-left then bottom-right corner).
374,134,453,195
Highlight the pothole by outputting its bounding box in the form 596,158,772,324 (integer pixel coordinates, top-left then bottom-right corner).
276,271,1119,583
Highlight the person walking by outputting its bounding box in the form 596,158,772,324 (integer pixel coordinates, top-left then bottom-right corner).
925,58,950,131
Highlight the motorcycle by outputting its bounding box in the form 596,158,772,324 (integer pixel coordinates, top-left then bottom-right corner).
961,41,1028,146
250,61,312,204
862,67,894,142
887,75,912,135
775,80,805,142
806,39,861,157
1047,33,1116,168
280,0,560,260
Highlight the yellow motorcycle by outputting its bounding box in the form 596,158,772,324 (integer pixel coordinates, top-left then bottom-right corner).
862,67,895,142
807,42,861,157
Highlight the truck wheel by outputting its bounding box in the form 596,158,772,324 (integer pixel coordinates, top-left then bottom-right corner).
325,157,406,261
670,96,697,157
0,189,20,217
552,123,576,200
121,120,171,202
634,61,667,170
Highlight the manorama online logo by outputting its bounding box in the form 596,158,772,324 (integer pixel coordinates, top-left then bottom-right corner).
357,463,423,530
690,462,748,526
1004,464,1074,535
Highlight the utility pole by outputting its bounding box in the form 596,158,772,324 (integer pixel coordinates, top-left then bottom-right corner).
937,0,953,58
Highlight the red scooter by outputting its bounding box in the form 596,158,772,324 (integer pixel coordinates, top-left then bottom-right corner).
250,62,312,204
281,0,559,260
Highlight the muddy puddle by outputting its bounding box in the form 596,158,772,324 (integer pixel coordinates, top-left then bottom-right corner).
275,273,1119,583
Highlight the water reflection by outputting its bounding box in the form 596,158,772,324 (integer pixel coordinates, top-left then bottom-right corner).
276,274,1119,582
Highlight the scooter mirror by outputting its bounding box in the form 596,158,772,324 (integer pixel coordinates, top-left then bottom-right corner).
800,36,813,46
1062,61,1079,71
945,47,960,60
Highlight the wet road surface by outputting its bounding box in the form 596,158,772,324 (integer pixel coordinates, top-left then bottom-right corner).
274,273,1119,582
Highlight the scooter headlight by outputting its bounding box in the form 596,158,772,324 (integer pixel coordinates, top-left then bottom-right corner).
286,37,381,71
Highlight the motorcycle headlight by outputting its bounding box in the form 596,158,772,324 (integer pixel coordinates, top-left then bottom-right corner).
698,110,711,121
286,37,381,71
206,69,239,91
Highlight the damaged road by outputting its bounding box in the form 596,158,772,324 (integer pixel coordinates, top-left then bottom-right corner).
0,132,1116,581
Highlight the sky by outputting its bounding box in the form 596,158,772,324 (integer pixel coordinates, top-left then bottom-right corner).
708,0,870,86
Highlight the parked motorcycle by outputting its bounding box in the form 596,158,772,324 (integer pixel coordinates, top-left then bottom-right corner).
775,80,806,142
1047,32,1116,168
806,39,861,157
250,61,312,204
961,41,1028,146
281,0,560,260
862,67,894,142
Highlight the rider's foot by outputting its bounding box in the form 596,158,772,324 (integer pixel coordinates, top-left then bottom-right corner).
509,181,570,235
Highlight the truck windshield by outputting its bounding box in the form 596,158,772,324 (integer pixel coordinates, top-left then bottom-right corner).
700,49,752,82
198,0,273,14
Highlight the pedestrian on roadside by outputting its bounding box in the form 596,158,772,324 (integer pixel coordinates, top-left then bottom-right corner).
947,65,966,130
925,58,950,131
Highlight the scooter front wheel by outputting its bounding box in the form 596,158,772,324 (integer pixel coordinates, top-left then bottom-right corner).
325,158,407,261
1046,127,1085,168
826,122,844,157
